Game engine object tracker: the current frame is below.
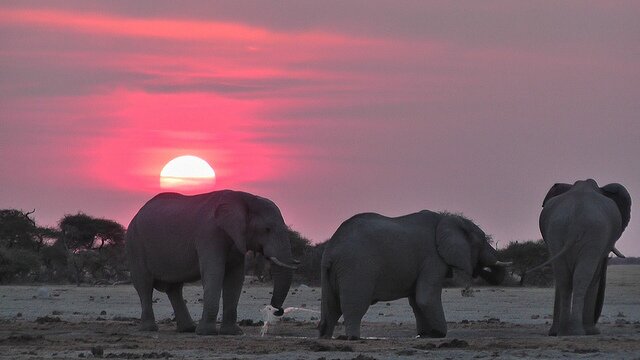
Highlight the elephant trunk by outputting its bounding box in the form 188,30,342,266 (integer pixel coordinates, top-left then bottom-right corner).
476,243,508,285
263,230,296,312
269,264,293,311
478,265,506,285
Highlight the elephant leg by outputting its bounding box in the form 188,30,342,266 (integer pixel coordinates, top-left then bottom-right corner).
582,258,606,335
408,296,428,336
550,262,572,336
566,260,600,335
131,269,158,331
593,259,609,324
413,283,447,338
338,277,374,340
220,252,244,335
166,283,195,332
411,265,447,338
319,305,342,339
196,251,226,335
319,268,342,339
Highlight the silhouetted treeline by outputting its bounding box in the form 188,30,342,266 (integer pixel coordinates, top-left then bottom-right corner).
0,209,127,285
7,208,618,287
609,257,640,265
1,208,326,286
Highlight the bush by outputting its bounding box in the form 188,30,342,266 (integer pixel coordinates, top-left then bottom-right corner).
0,247,40,282
498,239,553,286
295,241,327,285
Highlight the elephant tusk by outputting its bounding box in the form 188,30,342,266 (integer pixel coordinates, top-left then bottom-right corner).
612,247,626,258
269,257,298,270
292,259,301,264
494,261,512,267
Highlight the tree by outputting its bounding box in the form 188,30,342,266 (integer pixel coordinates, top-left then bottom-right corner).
498,239,553,286
0,209,56,250
58,213,127,285
0,209,59,282
59,213,125,251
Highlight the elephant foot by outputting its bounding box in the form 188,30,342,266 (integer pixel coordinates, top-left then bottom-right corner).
176,322,196,333
584,326,600,335
138,321,159,332
220,323,244,335
195,321,218,335
336,335,360,341
548,325,558,336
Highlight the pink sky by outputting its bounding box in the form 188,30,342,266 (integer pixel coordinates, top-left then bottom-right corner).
1,1,639,254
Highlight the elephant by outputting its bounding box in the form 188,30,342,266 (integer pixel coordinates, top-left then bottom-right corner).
125,190,298,335
318,210,510,339
536,179,631,336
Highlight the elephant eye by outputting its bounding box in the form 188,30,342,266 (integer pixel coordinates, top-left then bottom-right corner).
265,227,271,234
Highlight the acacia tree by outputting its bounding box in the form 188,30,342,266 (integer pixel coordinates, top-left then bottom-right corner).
58,213,126,285
59,213,125,251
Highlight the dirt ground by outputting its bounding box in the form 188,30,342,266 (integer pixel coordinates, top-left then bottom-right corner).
1,266,640,359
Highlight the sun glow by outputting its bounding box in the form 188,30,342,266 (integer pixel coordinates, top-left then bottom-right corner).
160,155,216,192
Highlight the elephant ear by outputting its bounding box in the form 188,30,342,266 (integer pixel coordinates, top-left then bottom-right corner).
215,200,248,253
542,183,572,207
435,216,473,276
601,183,632,233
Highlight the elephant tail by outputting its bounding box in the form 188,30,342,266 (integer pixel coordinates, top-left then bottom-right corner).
318,263,341,338
526,230,585,273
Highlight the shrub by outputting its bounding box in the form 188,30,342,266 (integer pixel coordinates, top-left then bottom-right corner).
498,239,553,286
0,247,40,282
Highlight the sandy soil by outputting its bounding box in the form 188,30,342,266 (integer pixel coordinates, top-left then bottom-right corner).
1,266,640,359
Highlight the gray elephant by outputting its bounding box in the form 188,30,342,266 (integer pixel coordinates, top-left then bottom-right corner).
318,210,509,339
126,190,298,335
536,179,631,336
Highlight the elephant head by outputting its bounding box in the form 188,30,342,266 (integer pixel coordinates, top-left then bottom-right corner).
543,179,632,237
215,191,297,312
435,213,509,284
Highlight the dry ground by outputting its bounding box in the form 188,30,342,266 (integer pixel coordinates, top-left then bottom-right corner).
1,266,640,359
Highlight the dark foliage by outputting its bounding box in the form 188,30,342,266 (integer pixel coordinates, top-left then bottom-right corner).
295,241,327,285
0,209,57,251
59,213,127,285
497,239,553,286
246,227,324,285
59,213,125,251
0,209,128,285
0,247,40,282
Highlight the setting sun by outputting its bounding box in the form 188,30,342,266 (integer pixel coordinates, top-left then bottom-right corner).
160,155,216,192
